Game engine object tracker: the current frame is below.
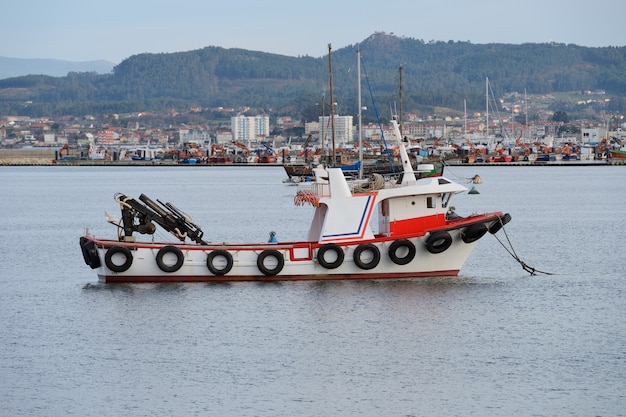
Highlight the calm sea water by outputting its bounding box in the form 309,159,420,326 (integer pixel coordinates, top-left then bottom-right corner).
1,164,624,417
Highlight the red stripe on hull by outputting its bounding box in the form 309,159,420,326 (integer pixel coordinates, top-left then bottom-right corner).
99,270,460,284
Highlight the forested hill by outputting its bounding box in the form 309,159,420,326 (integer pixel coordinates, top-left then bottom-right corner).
1,32,625,118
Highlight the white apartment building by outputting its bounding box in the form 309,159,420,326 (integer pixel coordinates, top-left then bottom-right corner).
581,127,606,143
179,128,212,145
216,131,233,144
231,115,270,142
304,121,320,135
319,115,354,145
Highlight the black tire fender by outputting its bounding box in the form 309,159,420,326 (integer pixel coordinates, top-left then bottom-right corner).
461,222,489,243
489,213,512,234
257,250,284,276
80,237,101,269
425,231,453,254
353,244,381,270
104,246,133,273
206,250,234,275
155,246,184,273
388,239,416,265
317,243,344,269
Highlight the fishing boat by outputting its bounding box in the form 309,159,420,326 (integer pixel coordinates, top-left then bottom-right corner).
609,147,626,159
283,157,443,184
79,118,511,283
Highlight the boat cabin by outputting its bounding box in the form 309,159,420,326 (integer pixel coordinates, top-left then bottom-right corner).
304,166,466,244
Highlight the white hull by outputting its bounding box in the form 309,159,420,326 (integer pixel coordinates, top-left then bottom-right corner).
83,227,492,283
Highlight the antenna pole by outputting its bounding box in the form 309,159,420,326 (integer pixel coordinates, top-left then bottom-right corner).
328,43,336,166
357,48,363,179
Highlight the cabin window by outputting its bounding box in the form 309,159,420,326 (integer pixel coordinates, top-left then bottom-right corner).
442,193,451,208
427,196,436,208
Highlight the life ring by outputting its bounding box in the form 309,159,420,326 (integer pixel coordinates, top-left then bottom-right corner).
461,222,488,243
388,239,416,265
155,246,184,273
257,250,284,276
80,237,101,269
317,243,344,269
353,244,381,270
104,246,133,272
488,213,512,234
206,250,233,275
425,231,452,254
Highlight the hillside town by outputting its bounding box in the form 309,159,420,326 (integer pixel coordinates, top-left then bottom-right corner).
1,91,625,166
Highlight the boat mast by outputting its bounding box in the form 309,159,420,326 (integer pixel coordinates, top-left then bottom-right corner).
321,93,325,152
328,43,336,166
399,64,403,135
357,47,363,179
485,77,489,138
464,99,467,136
524,88,528,142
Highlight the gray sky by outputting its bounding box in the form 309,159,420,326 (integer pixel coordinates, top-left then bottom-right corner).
3,0,625,63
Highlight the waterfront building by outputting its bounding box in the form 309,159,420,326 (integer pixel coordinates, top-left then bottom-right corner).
319,115,353,145
96,129,117,145
231,115,270,142
179,128,212,145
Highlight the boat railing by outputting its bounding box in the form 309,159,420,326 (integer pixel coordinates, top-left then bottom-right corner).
311,182,331,197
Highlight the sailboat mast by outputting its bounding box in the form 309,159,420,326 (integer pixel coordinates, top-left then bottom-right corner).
464,99,467,136
485,77,489,138
321,93,325,153
328,43,336,166
524,88,528,142
357,48,363,179
399,65,403,135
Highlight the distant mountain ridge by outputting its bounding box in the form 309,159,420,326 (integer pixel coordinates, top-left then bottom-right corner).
1,33,625,118
0,57,115,79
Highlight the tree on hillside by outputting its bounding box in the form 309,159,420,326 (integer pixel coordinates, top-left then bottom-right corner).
552,110,569,123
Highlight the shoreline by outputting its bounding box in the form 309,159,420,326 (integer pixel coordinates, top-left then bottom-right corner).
2,148,624,167
444,159,624,167
0,158,285,167
1,158,623,167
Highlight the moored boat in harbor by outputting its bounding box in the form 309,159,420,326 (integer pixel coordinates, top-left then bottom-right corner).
79,118,511,283
609,147,626,159
283,156,444,184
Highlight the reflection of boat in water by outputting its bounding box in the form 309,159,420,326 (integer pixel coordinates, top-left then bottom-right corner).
79,118,511,283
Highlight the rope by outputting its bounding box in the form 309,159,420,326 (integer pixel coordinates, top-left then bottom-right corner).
352,173,386,192
441,160,481,183
114,192,134,209
493,224,553,276
294,189,320,207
